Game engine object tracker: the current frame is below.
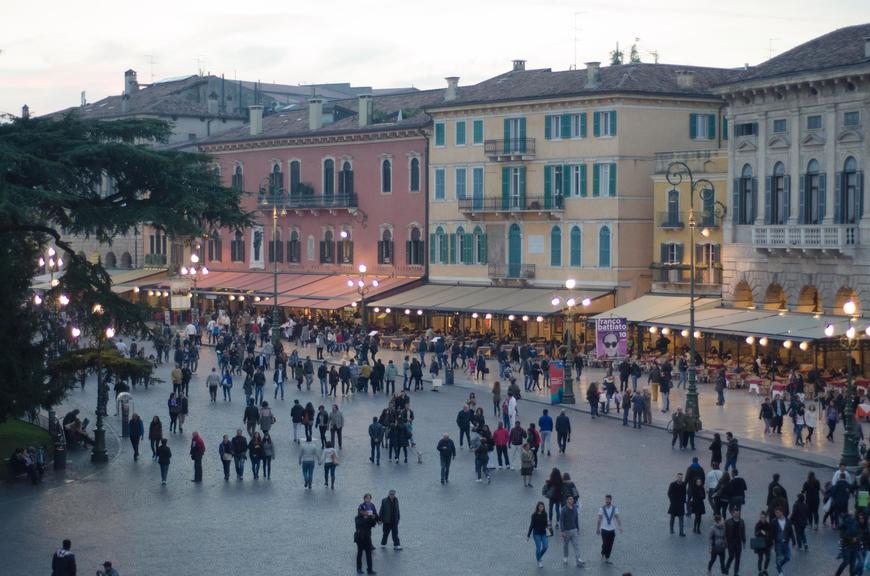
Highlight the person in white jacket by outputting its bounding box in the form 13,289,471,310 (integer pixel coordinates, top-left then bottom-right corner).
804,403,818,443
508,394,519,429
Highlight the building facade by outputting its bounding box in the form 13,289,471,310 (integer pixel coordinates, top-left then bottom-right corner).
717,24,870,315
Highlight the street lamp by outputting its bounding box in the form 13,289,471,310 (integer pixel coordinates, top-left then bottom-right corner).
180,251,208,322
91,299,114,463
664,161,727,430
551,277,592,404
261,188,287,350
347,264,379,335
826,300,863,466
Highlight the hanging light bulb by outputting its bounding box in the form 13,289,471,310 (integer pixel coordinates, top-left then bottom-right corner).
351,301,357,308
847,326,857,340
825,324,835,337
759,337,769,346
341,230,349,239
105,327,115,339
57,257,64,267
681,329,689,338
522,315,529,322
417,309,423,316
229,295,236,301
38,257,45,267
385,308,391,314
180,266,189,275
358,280,365,288
508,314,516,321
190,253,200,264
48,258,55,268
844,300,858,316
694,330,701,339
92,303,104,315
254,296,261,302
201,267,209,275
373,307,380,313
358,264,366,274
347,280,354,287
404,309,411,315
148,290,155,297
58,294,70,306
551,296,561,306
649,326,658,334
799,341,810,351
162,291,169,297
536,316,544,323
581,297,592,307
566,298,576,307
745,336,755,345
485,313,492,320
71,327,81,338
133,286,140,294
50,278,60,287
472,312,479,319
661,327,671,336
565,278,576,290
783,340,793,349
33,294,42,305
238,295,245,302
372,279,380,287
48,247,56,257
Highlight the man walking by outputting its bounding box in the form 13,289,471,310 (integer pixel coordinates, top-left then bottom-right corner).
299,438,322,489
555,409,571,454
723,508,745,575
231,429,248,480
243,399,260,437
596,494,622,564
724,432,739,472
560,495,586,567
667,473,687,536
436,433,456,484
456,405,472,448
538,408,553,456
51,539,77,576
379,490,402,550
771,507,794,575
355,506,378,575
206,367,220,403
368,417,384,465
509,420,527,467
290,399,304,443
631,390,644,429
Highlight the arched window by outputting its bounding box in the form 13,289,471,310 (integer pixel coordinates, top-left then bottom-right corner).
803,159,823,224
338,161,353,196
598,226,611,268
232,164,243,191
120,252,133,269
337,227,353,264
290,160,301,196
269,163,283,195
408,226,424,265
231,231,245,262
410,157,420,192
550,226,562,266
320,230,335,263
323,159,335,201
434,226,447,264
666,188,680,227
570,225,582,267
767,161,788,225
737,164,755,224
379,228,393,264
288,229,300,263
382,159,392,193
306,235,315,261
839,156,861,224
268,228,283,263
104,252,117,268
457,226,470,264
473,226,486,265
207,232,222,262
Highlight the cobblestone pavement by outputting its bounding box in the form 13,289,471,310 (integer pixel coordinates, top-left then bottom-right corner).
0,339,845,575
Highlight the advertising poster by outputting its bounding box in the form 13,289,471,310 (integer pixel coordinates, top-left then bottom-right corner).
595,317,628,360
549,359,564,404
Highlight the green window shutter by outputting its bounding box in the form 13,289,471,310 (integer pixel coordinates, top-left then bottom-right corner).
456,121,466,145
675,243,684,262
435,123,445,146
660,243,668,264
610,111,617,135
501,167,510,210
551,227,562,266
689,113,697,139
563,164,571,197
479,234,487,264
544,116,552,140
592,164,600,197
429,233,436,263
544,166,552,208
472,120,483,144
722,118,729,140
449,233,456,264
707,114,716,139
519,166,526,208
518,118,527,153
609,163,617,197
560,114,571,138
580,113,587,138
463,233,473,264
580,164,587,197
503,118,511,153
593,112,601,137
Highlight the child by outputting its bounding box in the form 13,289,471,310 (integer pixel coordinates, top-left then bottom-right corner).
467,356,477,379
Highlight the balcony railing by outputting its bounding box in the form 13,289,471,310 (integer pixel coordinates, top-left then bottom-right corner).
654,149,725,174
751,224,859,251
259,193,358,210
458,195,563,216
657,211,685,229
144,253,167,267
488,263,535,280
484,138,536,160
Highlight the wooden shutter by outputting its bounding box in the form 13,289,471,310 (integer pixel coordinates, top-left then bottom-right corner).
449,233,456,264
503,118,511,153
783,175,791,221
660,243,668,264
732,178,741,224
518,118,527,153
689,113,697,139
819,173,827,220
610,111,617,135
835,171,842,223
593,112,601,137
479,234,487,264
859,171,865,219
563,165,571,199
798,175,806,224
501,167,510,210
750,178,758,222
593,164,600,197
429,234,436,263
722,118,728,140
707,114,716,139
544,166,552,208
580,164,587,197
519,166,526,208
551,227,561,266
675,243,684,263
560,114,571,138
764,176,773,224
580,113,587,138
544,116,552,140
608,163,617,197
463,233,473,264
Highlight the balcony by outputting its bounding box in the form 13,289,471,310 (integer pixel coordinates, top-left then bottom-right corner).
751,224,859,254
144,253,167,267
657,211,685,229
458,195,562,220
484,138,536,161
650,264,722,296
259,192,358,213
488,263,535,281
655,149,723,174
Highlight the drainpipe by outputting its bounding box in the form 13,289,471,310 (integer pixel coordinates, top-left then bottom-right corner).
422,129,430,282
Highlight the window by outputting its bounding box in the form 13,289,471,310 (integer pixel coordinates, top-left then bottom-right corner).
662,242,683,265
287,230,301,263
434,122,445,147
735,122,758,136
550,226,562,267
269,163,283,194
772,119,787,134
504,166,525,208
268,228,284,263
456,226,470,264
472,167,484,204
251,228,263,263
503,117,527,153
231,165,243,191
323,159,335,199
844,111,860,127
207,232,222,262
767,162,789,225
569,225,582,267
230,231,245,262
455,120,466,146
593,163,617,197
838,156,862,224
337,230,353,264
572,165,587,197
378,229,393,265
338,161,353,196
473,226,487,264
552,165,564,201
290,161,301,195
546,115,565,139
690,113,716,139
571,113,587,138
409,158,420,192
807,115,822,130
320,230,334,264
407,227,424,266
735,164,756,225
430,226,448,264
455,167,467,200
666,189,680,226
306,235,315,261
594,111,617,137
598,226,611,268
801,159,824,225
149,230,167,256
381,159,392,193
434,168,445,200
472,119,484,145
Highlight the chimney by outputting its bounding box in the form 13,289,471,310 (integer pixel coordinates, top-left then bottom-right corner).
207,91,219,115
512,59,526,71
21,104,29,119
121,94,129,114
865,36,870,58
444,77,459,101
585,62,600,88
308,97,323,130
248,105,264,136
81,91,87,107
358,94,373,127
124,69,138,95
675,69,695,89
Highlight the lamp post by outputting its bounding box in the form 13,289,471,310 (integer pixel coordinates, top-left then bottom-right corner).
180,251,208,323
347,264,379,336
551,278,593,405
260,186,286,350
664,161,726,429
825,300,864,466
91,321,115,463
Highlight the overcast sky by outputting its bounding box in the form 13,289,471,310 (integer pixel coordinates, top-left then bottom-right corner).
2,0,869,116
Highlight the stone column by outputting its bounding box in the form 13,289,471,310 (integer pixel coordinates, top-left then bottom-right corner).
823,104,837,224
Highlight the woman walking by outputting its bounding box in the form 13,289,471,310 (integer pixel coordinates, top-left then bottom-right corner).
218,434,233,481
262,433,275,479
167,393,180,434
802,471,821,531
521,443,534,488
129,413,144,461
492,381,502,418
304,402,315,441
156,438,171,484
249,432,264,479
190,431,205,482
543,468,564,529
688,477,707,534
316,405,330,448
804,403,817,443
148,416,163,459
709,433,723,467
177,393,188,434
323,440,339,489
707,514,726,574
527,501,550,568
753,511,773,576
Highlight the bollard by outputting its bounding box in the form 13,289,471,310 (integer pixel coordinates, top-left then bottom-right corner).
120,401,130,438
445,367,454,386
48,410,67,471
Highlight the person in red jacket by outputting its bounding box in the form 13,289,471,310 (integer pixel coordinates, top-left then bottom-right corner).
527,423,542,468
493,422,510,469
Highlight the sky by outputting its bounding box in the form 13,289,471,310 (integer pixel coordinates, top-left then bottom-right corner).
2,0,870,116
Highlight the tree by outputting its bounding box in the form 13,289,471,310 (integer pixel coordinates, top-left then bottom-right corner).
0,114,252,422
609,43,624,66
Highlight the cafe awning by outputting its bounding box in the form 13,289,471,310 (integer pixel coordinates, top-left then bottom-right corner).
591,294,721,323
32,268,168,293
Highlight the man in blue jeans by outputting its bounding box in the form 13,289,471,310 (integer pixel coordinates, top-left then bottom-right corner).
724,432,739,472
771,507,794,575
436,433,456,484
298,438,321,489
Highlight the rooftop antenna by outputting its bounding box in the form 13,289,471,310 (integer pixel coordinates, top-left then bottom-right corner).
196,56,205,77
645,49,660,64
144,54,156,82
572,11,586,70
768,38,780,59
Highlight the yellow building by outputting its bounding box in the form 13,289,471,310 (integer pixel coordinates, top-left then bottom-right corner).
423,61,738,331
650,148,729,296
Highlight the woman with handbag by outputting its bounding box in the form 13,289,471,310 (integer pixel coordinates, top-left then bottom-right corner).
687,477,707,534
323,441,339,489
218,435,233,481
543,468,564,528
752,510,773,576
527,501,550,568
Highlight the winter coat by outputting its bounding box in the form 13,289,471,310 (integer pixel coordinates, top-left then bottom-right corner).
668,481,687,516
379,496,400,525
148,420,163,440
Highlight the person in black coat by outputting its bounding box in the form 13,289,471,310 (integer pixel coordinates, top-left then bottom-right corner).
790,493,809,551
766,473,788,508
378,490,401,549
709,433,723,467
688,477,707,534
754,511,774,575
555,410,571,454
51,539,76,576
723,508,746,575
667,473,687,536
771,507,795,574
355,506,378,574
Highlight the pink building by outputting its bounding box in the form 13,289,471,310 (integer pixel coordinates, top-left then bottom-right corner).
189,90,444,311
